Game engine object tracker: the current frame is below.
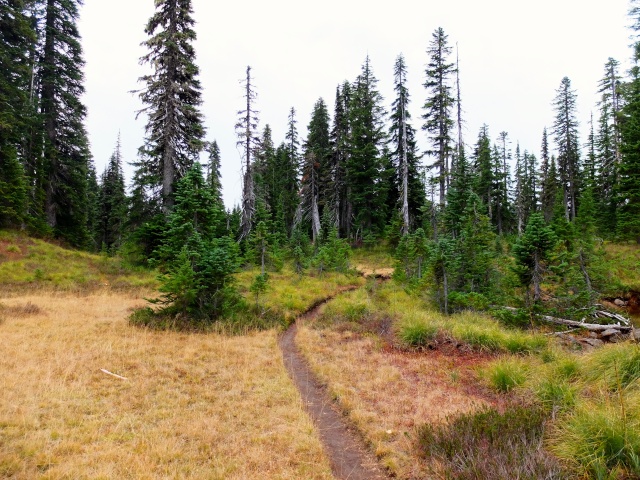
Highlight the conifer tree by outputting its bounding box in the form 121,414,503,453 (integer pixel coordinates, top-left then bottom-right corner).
205,140,224,209
618,65,640,243
457,192,495,293
307,99,332,219
134,0,206,215
472,125,494,222
539,128,555,222
0,0,33,229
253,124,275,215
422,27,455,206
552,77,581,221
347,56,388,239
329,82,351,236
97,137,127,252
512,213,557,304
596,59,622,235
389,54,424,235
494,131,512,234
37,0,93,246
274,142,299,236
153,163,237,319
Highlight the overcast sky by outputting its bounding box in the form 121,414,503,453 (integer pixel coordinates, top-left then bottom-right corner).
78,0,633,209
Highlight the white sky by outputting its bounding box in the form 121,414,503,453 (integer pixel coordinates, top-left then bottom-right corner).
78,0,633,209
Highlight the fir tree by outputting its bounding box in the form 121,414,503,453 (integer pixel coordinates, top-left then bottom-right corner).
329,82,351,236
596,59,622,236
539,128,556,223
134,0,206,215
97,137,127,252
347,56,388,239
151,165,239,319
457,192,495,293
38,0,92,246
495,131,512,234
618,65,640,243
305,99,332,220
512,213,557,305
552,77,581,221
0,0,33,229
422,27,456,207
472,125,494,222
389,54,424,235
205,140,224,209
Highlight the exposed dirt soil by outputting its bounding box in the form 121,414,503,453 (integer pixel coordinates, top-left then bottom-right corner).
279,296,389,480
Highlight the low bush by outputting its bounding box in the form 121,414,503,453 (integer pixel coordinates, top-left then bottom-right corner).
417,405,563,479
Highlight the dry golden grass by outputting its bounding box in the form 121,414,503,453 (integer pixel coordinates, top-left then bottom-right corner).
0,292,333,479
296,316,493,478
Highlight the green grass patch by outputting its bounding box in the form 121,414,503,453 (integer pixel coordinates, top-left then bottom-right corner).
550,400,640,479
483,358,529,393
0,230,157,292
397,315,440,347
602,242,640,291
582,343,640,391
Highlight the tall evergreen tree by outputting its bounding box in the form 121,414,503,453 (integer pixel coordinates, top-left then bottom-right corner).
0,0,33,229
422,27,455,206
494,131,512,234
205,140,223,209
305,99,332,218
618,64,640,243
97,136,127,252
472,125,494,222
552,77,581,221
596,59,622,236
134,0,206,215
347,56,388,238
329,82,351,236
36,0,93,246
389,54,424,235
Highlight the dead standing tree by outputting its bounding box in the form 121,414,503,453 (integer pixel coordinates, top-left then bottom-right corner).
236,66,259,240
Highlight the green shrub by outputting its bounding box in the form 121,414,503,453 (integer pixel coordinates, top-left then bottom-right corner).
493,307,531,329
448,291,490,312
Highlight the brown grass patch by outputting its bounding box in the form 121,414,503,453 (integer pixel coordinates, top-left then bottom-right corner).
296,316,503,478
0,293,333,479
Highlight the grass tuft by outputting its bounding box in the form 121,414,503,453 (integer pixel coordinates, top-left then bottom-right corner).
583,343,640,391
397,315,439,347
549,401,640,479
484,358,529,393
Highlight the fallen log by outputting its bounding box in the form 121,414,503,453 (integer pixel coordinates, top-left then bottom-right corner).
537,315,632,332
594,310,630,325
495,306,632,332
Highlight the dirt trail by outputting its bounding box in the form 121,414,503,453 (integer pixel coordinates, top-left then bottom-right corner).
279,293,388,480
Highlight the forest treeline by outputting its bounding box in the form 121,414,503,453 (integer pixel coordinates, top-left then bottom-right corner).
1,0,640,318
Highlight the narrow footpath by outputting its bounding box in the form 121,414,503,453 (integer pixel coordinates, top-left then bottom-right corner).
278,292,388,480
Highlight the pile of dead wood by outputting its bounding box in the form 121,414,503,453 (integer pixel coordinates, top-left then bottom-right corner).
499,306,638,346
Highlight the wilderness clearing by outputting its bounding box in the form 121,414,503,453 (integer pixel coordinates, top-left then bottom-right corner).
1,236,640,479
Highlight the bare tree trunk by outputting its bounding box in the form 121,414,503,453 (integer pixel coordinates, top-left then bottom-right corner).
401,87,410,236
